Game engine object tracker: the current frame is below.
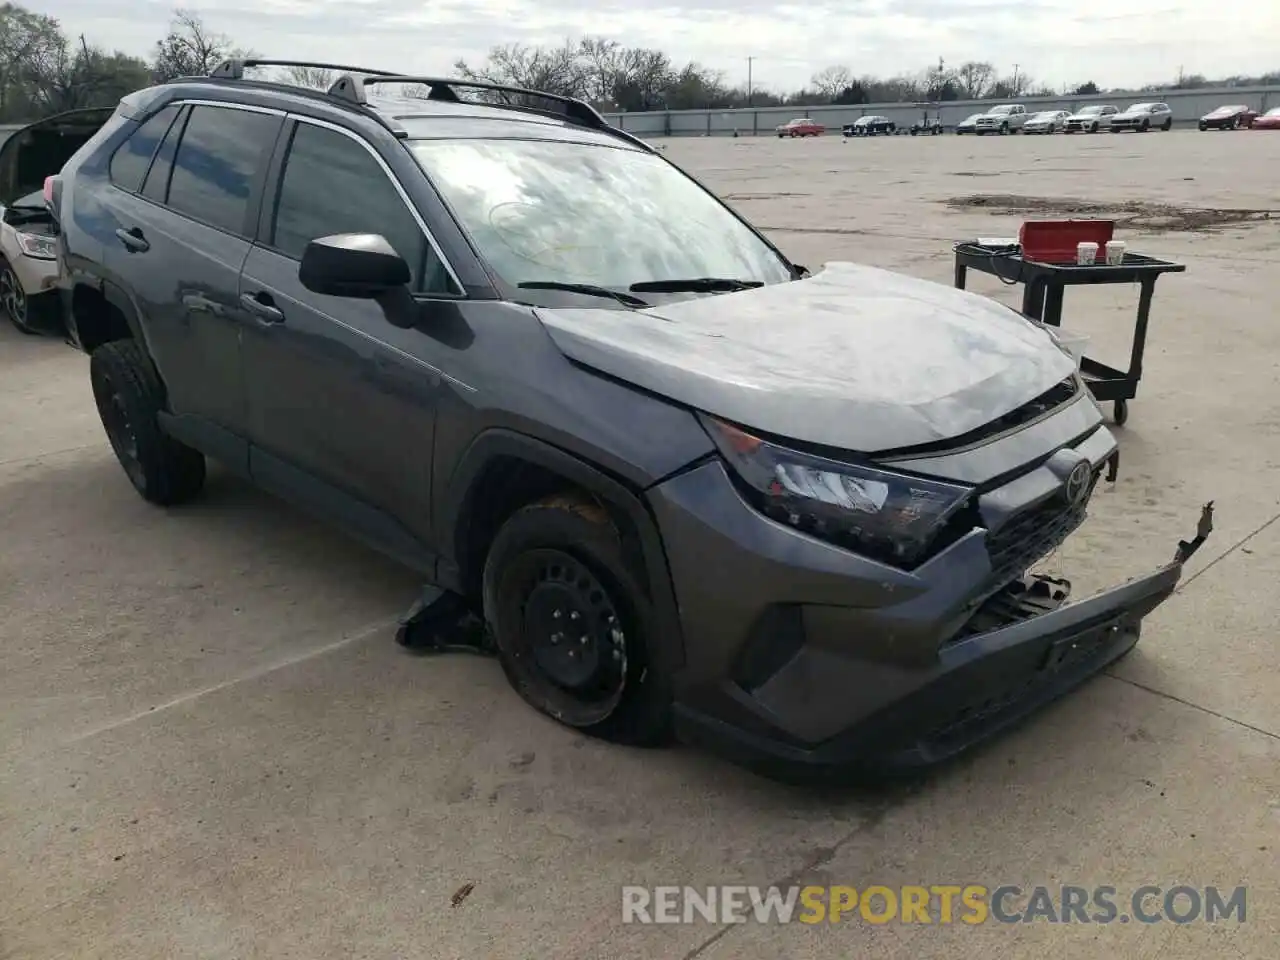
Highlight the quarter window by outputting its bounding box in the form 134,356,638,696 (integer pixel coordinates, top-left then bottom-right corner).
270,122,457,295
109,105,181,193
167,105,280,236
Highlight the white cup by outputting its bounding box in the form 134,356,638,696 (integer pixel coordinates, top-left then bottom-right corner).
1105,240,1126,265
1077,242,1098,265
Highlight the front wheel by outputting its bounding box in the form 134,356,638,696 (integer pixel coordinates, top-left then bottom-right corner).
1140,119,1150,132
0,258,37,334
482,496,672,746
89,339,206,505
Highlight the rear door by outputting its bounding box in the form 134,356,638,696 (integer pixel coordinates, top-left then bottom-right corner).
239,116,463,552
102,101,283,453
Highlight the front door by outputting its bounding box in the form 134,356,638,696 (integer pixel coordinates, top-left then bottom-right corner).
239,116,463,553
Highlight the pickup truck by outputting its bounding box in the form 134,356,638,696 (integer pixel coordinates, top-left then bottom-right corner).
974,104,1028,135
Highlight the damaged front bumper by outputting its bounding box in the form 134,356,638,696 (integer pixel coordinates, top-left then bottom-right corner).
653,451,1214,777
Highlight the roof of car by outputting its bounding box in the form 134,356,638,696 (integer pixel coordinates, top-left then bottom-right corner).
150,59,654,153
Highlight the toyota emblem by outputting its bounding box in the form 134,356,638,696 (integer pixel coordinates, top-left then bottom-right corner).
1064,461,1092,508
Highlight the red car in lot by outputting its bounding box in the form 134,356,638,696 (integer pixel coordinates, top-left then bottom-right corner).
1254,107,1280,130
775,117,825,138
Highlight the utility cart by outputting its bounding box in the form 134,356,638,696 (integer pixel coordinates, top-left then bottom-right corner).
952,242,1185,425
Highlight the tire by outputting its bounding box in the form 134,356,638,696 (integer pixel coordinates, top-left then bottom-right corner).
482,495,672,746
1000,123,1009,135
1199,122,1208,131
89,339,206,505
1140,119,1150,132
0,257,37,334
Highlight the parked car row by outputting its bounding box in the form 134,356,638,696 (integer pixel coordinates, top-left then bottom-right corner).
782,102,1280,142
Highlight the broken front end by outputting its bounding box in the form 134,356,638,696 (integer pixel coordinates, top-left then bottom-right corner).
651,395,1214,777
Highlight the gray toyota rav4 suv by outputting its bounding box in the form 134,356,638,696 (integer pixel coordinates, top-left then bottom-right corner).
37,60,1211,777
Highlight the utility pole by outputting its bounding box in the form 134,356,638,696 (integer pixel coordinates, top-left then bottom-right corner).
1012,63,1020,95
746,56,754,107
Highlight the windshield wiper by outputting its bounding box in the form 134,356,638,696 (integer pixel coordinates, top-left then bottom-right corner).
517,281,648,307
628,277,765,293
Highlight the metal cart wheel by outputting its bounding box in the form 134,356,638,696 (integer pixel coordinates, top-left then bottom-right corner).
1113,399,1129,426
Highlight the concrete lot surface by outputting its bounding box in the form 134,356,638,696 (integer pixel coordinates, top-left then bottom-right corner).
2,130,1279,958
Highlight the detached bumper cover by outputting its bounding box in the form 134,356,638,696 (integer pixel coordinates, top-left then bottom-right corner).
660,464,1214,773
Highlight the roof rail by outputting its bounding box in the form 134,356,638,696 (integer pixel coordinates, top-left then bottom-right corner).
327,73,611,131
209,58,402,80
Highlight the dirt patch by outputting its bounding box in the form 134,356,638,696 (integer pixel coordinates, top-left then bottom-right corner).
946,194,1278,233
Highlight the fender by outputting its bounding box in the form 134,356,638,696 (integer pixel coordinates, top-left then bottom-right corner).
99,279,149,345
441,429,687,672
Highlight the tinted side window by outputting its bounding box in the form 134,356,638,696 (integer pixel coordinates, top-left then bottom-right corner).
167,105,279,236
109,105,181,193
141,106,189,203
270,122,457,295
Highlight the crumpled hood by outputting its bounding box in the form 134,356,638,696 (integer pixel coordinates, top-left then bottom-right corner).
535,261,1076,453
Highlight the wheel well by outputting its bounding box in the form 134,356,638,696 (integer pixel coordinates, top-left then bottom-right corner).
72,284,131,354
455,455,651,601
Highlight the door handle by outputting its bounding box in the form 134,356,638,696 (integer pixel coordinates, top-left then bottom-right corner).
240,291,285,325
114,226,149,253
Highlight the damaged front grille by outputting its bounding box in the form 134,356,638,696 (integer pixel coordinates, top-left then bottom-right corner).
953,573,1072,642
983,469,1099,590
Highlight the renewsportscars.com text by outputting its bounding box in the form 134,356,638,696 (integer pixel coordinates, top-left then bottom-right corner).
621,884,1247,925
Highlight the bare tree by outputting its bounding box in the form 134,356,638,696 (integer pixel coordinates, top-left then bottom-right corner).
282,64,335,90
955,60,995,99
0,2,63,117
810,64,852,101
27,34,150,113
454,41,585,98
152,10,243,82
577,36,622,104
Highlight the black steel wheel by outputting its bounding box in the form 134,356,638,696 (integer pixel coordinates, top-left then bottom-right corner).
483,496,672,744
1114,399,1130,426
0,259,36,334
89,339,206,504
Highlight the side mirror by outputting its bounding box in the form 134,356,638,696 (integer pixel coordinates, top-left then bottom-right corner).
299,233,411,299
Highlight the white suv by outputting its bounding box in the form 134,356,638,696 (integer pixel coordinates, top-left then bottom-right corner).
1064,104,1119,134
974,104,1028,135
1109,102,1174,132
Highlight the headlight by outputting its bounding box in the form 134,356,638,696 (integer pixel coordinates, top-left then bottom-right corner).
701,415,974,567
16,231,57,260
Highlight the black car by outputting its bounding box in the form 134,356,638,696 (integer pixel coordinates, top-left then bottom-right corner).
842,116,896,137
1198,104,1258,130
34,59,1213,778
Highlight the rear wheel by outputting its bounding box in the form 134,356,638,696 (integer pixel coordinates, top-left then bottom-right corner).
0,258,36,334
482,496,672,746
89,339,206,505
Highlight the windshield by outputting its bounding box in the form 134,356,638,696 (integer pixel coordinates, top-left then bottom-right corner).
410,138,792,289
1078,106,1103,115
1128,104,1154,112
1268,108,1280,117
989,106,1015,115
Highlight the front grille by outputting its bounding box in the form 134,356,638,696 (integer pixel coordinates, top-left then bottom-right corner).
984,470,1099,589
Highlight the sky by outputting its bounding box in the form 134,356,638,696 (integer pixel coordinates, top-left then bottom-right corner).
36,0,1280,96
